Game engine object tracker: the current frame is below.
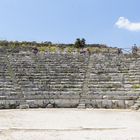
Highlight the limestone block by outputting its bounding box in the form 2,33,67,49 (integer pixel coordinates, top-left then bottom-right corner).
96,100,102,108
90,100,96,108
112,100,119,109
46,103,53,108
127,92,140,96
49,99,55,104
6,100,19,109
43,100,49,106
26,100,44,108
82,95,103,99
103,95,114,100
32,95,47,99
0,96,7,100
36,100,45,107
2,100,10,109
58,94,80,99
0,100,6,109
102,100,112,109
86,104,93,108
117,100,125,108
125,100,134,108
19,104,29,109
54,99,79,108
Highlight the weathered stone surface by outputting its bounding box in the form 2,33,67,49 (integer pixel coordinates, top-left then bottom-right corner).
103,95,138,100
0,50,140,109
19,104,29,109
125,100,134,108
54,99,79,108
117,100,125,108
96,100,102,108
77,103,86,109
26,100,45,108
83,95,103,99
49,99,55,105
90,100,97,108
102,100,112,109
86,103,93,108
112,100,118,109
46,103,53,108
0,100,20,109
43,100,49,107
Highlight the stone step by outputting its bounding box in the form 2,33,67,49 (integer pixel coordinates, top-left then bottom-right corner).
0,96,7,99
89,80,123,83
20,89,81,92
18,82,83,86
88,91,140,95
15,73,85,76
15,77,85,80
123,81,140,84
88,84,122,88
77,103,86,109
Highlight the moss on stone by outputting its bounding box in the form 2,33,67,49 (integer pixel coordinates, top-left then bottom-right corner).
132,84,140,89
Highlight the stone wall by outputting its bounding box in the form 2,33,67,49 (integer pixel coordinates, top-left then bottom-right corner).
0,48,140,109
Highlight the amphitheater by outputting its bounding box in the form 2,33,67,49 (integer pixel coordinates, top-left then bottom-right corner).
1,45,140,140
0,45,140,110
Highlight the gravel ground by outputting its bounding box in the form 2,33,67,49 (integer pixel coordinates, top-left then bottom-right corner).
0,109,140,140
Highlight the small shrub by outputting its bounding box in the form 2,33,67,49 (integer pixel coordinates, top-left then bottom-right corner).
38,46,47,52
49,46,57,53
67,47,75,54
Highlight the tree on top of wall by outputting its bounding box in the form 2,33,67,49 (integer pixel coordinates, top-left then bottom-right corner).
74,38,86,48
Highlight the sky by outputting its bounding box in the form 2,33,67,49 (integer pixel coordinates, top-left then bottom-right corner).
0,0,140,49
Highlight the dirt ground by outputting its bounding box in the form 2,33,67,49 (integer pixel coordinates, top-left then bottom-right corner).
0,109,140,140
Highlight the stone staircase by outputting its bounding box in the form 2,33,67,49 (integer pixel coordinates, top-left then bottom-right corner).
77,102,86,109
78,54,94,108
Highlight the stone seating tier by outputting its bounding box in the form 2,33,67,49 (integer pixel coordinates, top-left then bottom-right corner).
0,51,140,109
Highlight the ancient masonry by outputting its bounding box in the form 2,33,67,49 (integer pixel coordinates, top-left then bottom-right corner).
0,47,140,109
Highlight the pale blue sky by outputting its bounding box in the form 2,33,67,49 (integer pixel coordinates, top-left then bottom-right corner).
0,0,140,48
